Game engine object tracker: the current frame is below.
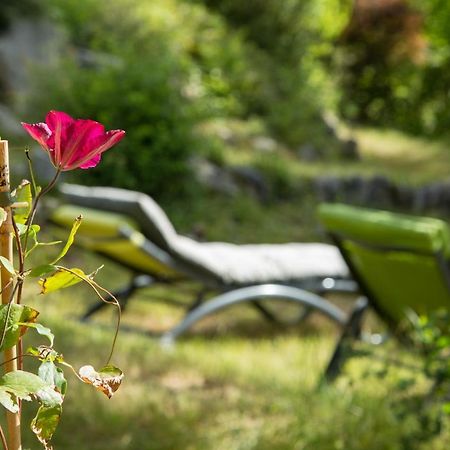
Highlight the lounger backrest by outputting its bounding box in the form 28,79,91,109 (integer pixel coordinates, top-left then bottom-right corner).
318,203,450,327
51,204,182,278
55,184,226,286
58,184,177,252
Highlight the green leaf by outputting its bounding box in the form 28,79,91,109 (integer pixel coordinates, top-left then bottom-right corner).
0,370,47,413
0,390,17,412
31,404,62,450
39,268,86,294
38,362,67,396
36,386,63,407
36,241,63,247
32,363,66,450
0,304,39,351
51,215,82,264
79,364,124,398
13,180,32,225
28,346,63,363
20,323,54,346
29,265,57,278
16,223,40,238
0,256,15,275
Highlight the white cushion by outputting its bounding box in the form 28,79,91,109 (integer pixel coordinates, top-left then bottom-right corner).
173,237,349,285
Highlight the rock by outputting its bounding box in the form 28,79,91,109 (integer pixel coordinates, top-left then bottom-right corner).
392,184,415,210
189,156,238,196
251,136,277,153
342,176,366,204
297,144,322,162
362,175,395,207
413,182,450,214
339,138,359,160
230,165,270,202
314,176,343,203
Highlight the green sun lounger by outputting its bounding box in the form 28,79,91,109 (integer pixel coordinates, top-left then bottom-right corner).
318,203,450,380
49,184,357,343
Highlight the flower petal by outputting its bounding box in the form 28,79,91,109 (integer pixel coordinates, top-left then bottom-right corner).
78,153,101,169
69,130,125,170
22,111,124,171
59,119,105,169
21,122,52,150
45,111,76,167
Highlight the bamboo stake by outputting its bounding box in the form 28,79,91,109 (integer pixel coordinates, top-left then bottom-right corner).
0,141,21,450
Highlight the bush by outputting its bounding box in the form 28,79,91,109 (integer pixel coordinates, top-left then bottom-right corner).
23,0,354,200
336,0,450,137
26,44,197,198
196,0,351,147
25,0,247,198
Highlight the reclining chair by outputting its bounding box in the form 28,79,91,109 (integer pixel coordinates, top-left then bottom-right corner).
49,184,357,343
318,203,450,381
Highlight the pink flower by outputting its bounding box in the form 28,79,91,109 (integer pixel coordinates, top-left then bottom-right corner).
21,111,125,171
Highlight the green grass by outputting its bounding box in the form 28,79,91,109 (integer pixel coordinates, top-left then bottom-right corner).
7,259,448,450
164,125,450,245
201,120,450,186
13,293,450,450
3,126,450,449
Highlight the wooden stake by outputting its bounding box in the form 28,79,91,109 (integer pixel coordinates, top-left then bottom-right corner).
0,141,21,450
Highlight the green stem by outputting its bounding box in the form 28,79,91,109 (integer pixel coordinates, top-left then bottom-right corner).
55,266,121,365
23,169,61,257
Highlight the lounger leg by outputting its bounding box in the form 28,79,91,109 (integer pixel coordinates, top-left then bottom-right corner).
81,274,154,321
322,297,369,383
160,284,347,346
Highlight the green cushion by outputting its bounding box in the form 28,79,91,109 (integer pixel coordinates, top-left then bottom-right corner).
318,203,450,324
318,203,450,257
52,205,138,238
50,205,181,279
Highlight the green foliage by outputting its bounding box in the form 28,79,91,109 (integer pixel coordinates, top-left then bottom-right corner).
0,134,124,449
411,310,450,388
0,370,47,413
27,0,261,197
336,0,450,137
197,0,352,147
24,0,354,199
0,304,38,351
39,268,86,294
27,52,196,198
253,154,299,201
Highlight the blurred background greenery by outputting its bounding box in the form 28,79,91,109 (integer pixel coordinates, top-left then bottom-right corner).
2,0,449,208
1,1,450,449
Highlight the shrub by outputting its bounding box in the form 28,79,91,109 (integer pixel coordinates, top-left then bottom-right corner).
26,46,196,198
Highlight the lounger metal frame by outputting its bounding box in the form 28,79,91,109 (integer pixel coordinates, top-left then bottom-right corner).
74,224,358,343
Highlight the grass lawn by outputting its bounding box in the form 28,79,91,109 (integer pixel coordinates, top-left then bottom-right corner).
2,127,450,449
15,285,450,450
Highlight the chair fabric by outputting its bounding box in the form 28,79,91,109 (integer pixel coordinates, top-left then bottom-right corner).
55,185,349,286
58,184,177,251
318,203,450,257
318,203,450,324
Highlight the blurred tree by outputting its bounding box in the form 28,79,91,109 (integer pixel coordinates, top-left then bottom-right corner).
337,0,426,123
193,0,352,147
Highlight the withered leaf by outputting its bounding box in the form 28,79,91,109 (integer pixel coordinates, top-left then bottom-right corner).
79,365,123,398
